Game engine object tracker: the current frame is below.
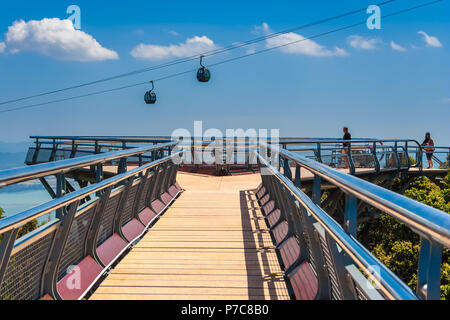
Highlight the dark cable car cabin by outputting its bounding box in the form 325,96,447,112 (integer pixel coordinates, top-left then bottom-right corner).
144,91,156,104
197,67,211,83
197,56,211,83
144,81,157,104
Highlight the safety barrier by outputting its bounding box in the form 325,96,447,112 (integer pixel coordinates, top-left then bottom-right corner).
0,146,182,300
254,144,450,300
27,136,447,176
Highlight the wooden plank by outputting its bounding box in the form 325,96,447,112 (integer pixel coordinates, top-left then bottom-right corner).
93,285,289,297
91,293,286,300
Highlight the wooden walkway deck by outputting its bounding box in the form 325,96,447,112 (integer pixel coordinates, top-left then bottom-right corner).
90,172,290,300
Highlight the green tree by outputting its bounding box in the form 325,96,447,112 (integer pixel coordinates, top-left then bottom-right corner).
404,176,449,212
442,172,450,203
359,173,450,300
0,206,45,241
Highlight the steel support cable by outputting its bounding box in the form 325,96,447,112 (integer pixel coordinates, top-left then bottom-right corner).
0,0,443,114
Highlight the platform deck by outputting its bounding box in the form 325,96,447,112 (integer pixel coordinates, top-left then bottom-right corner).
90,173,290,300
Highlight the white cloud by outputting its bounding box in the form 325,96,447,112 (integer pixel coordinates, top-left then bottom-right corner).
0,42,5,53
252,22,270,35
168,30,180,36
3,18,118,61
261,23,348,57
347,35,381,50
246,46,257,54
418,31,442,48
390,41,406,52
131,36,218,60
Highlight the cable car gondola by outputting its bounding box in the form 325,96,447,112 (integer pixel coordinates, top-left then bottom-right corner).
144,81,157,104
197,56,211,83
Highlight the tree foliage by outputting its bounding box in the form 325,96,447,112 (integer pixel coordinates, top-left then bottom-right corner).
0,206,44,242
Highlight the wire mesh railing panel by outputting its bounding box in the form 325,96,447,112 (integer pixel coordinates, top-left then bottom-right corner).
378,150,398,169
25,148,36,164
318,235,343,300
398,151,409,168
97,192,121,245
137,175,152,212
36,148,53,163
0,232,55,300
320,153,347,169
351,151,376,169
353,278,369,300
120,183,139,226
54,150,72,161
57,206,96,279
74,151,95,158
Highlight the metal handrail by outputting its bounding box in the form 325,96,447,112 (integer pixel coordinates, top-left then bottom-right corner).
0,142,177,188
30,135,377,141
256,153,417,300
0,152,180,234
262,143,450,248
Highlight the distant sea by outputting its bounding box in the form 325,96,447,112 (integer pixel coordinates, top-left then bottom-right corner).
0,149,54,220
0,189,52,219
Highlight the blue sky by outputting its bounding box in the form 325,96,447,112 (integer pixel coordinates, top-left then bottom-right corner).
0,0,448,145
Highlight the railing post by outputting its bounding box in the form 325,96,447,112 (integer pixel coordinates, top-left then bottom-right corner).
325,233,358,300
347,146,355,175
85,187,112,267
372,142,380,173
312,175,322,206
95,164,103,183
113,177,134,236
0,228,19,285
316,143,322,163
138,155,143,178
56,173,66,219
344,194,357,237
405,141,411,169
294,164,301,188
132,170,149,219
70,140,77,159
283,157,292,181
394,142,401,171
50,139,57,162
41,200,80,300
160,162,172,194
118,157,127,174
416,238,442,300
147,165,163,206
32,140,41,164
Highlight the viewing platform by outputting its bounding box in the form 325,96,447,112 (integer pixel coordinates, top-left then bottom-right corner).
0,136,448,301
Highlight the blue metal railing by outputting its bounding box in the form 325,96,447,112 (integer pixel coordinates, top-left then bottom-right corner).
256,143,450,300
0,144,182,300
1,142,177,188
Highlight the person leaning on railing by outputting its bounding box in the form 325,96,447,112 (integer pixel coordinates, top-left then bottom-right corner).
422,132,435,169
340,127,351,169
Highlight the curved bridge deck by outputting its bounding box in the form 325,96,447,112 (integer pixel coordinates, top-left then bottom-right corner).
90,173,290,300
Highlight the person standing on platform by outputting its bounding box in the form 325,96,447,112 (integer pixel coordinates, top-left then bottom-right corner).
341,127,351,169
422,132,435,169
